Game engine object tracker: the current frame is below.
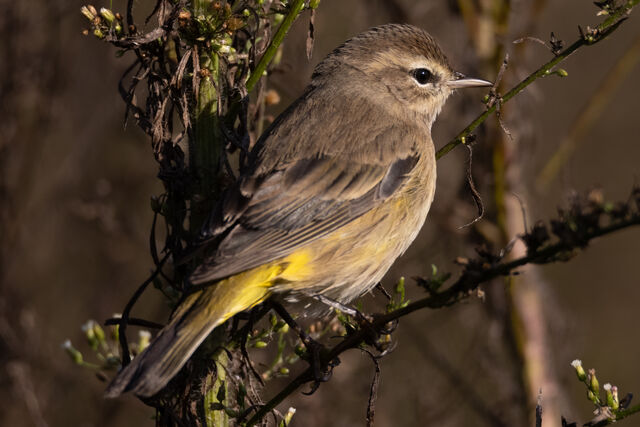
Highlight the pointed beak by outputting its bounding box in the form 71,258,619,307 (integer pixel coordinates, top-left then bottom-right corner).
446,72,493,89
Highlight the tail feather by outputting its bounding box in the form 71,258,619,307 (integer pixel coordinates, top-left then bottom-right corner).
104,268,275,398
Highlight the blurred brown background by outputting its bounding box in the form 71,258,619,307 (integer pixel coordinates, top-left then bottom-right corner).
1,1,639,426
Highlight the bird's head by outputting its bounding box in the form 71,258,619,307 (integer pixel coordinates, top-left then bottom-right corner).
312,24,492,128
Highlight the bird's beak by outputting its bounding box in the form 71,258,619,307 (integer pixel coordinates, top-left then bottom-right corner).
446,72,493,89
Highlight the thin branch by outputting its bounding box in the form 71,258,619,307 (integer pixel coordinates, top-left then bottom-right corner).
436,0,639,160
245,0,305,93
111,253,170,366
364,349,380,427
535,31,640,192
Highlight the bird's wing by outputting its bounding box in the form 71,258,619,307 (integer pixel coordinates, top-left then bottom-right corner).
189,152,419,284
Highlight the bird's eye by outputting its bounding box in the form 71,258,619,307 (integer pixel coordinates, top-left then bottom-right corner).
412,68,433,85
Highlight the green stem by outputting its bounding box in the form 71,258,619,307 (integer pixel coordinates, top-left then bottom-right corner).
436,0,639,160
205,349,230,427
191,49,221,232
189,3,228,426
607,403,640,425
245,0,305,93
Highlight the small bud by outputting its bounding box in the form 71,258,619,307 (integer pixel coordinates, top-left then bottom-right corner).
138,330,151,352
254,341,268,348
99,8,115,24
588,368,600,395
611,385,619,410
283,407,296,425
265,89,281,106
571,359,587,381
110,314,121,341
80,6,96,21
309,0,321,9
93,322,106,343
454,257,469,265
226,17,244,31
604,383,614,407
62,340,83,364
555,68,568,77
82,320,99,350
587,389,598,404
395,277,404,298
280,323,289,334
279,367,290,375
273,13,284,26
243,8,251,17
93,28,105,39
270,313,278,327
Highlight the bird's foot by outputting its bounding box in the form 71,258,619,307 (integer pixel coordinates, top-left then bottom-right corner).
267,300,340,392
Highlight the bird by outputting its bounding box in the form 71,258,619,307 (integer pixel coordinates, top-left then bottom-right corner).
105,23,492,398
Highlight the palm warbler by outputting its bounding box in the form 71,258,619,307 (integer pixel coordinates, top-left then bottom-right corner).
106,23,491,397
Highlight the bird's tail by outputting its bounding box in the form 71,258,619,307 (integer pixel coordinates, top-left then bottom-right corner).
104,266,277,398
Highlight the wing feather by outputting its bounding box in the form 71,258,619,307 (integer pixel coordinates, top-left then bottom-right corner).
189,154,419,284
189,86,424,284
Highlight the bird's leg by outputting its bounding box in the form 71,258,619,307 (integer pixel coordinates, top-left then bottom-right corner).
267,301,337,386
313,294,399,357
374,282,392,301
313,294,398,354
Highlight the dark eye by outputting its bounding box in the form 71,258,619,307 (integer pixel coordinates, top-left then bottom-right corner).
412,68,433,85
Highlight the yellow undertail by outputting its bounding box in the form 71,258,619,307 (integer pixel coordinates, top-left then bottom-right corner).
104,251,311,398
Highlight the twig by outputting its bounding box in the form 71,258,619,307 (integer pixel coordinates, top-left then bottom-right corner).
536,390,543,427
536,31,640,192
436,0,639,160
364,349,381,427
104,317,165,330
458,143,484,228
112,253,170,366
245,0,305,93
